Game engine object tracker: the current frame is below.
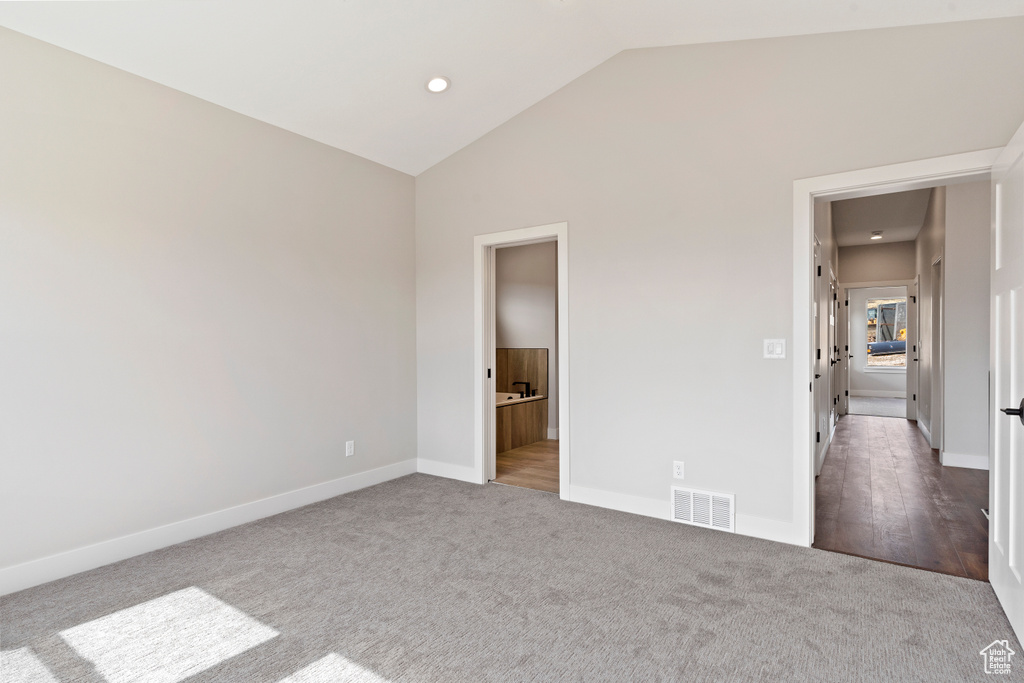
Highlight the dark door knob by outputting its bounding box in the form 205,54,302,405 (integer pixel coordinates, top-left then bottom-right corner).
1002,398,1024,426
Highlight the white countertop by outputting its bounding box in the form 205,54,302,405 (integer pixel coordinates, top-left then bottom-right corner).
496,392,546,407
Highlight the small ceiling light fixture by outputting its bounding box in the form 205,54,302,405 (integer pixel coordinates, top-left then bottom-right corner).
870,231,883,240
426,76,450,93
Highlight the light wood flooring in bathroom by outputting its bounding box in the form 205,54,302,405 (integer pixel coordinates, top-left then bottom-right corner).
494,439,559,494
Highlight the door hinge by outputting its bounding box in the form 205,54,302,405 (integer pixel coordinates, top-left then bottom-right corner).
913,393,917,401
833,292,837,301
912,345,916,352
817,349,821,360
845,300,849,307
844,345,848,351
834,397,837,405
845,390,849,397
810,382,813,393
487,368,491,379
816,431,821,443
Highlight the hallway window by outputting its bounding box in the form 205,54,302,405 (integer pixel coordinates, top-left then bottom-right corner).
866,298,907,368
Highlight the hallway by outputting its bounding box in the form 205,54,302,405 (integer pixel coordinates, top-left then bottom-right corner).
813,414,988,580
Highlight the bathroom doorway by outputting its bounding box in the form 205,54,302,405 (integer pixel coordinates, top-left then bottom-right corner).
492,242,559,493
473,222,570,499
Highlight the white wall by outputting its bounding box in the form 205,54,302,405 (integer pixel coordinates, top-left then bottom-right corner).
415,18,1024,536
496,242,559,431
916,187,945,440
839,242,917,283
0,29,417,572
847,286,908,398
942,180,991,468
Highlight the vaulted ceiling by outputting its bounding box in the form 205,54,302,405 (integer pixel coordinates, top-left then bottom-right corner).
3,1,1023,175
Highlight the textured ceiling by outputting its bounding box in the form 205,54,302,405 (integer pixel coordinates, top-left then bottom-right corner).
2,1,1024,175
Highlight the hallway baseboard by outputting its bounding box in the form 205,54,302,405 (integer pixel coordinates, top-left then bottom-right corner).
0,458,418,596
917,419,932,444
941,451,989,470
849,390,906,399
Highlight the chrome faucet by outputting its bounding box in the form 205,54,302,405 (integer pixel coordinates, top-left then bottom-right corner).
512,381,530,398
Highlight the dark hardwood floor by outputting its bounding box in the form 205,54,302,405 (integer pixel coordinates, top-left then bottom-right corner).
494,439,559,494
813,414,989,581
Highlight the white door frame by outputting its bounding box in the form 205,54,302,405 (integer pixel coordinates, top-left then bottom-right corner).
474,222,570,498
792,149,999,547
842,281,913,404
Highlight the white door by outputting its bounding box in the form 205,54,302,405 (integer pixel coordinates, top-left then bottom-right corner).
991,118,1024,639
814,240,824,453
829,275,838,427
906,279,919,420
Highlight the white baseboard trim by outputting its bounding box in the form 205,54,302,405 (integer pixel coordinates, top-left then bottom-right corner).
0,458,417,596
734,513,799,545
417,458,480,483
547,428,559,440
567,484,799,546
941,451,989,470
917,419,932,444
568,484,667,520
850,390,906,398
815,438,830,477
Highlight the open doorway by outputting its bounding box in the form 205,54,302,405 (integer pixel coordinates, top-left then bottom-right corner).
846,286,909,418
473,221,570,500
806,177,992,581
493,242,559,493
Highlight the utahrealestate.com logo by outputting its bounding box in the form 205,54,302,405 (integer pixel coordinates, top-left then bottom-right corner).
980,640,1015,675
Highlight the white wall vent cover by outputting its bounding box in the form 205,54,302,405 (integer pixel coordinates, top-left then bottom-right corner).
671,486,735,532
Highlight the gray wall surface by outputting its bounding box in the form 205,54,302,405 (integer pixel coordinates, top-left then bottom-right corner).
942,181,991,463
0,28,417,568
839,242,918,283
916,188,945,439
415,19,1024,527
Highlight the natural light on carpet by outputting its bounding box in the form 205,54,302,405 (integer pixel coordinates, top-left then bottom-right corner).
277,653,391,682
0,647,60,683
57,586,278,683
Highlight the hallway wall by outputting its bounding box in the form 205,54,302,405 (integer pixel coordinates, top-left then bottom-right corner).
838,242,917,283
942,181,991,468
916,187,945,442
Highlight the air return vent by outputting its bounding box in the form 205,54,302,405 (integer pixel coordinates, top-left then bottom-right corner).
671,487,735,532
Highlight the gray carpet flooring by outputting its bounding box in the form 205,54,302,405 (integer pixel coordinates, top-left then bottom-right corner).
2,474,1021,682
848,396,907,418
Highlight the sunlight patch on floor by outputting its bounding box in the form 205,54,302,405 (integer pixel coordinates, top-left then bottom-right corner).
278,653,391,683
0,647,59,683
58,586,278,683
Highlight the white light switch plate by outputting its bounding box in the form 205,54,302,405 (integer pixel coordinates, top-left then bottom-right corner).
763,339,786,359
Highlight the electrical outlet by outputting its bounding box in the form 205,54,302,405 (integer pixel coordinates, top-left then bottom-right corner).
345,441,354,457
673,461,684,479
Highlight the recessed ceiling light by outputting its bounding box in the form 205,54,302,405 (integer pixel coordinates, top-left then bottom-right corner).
870,231,883,240
426,77,450,93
